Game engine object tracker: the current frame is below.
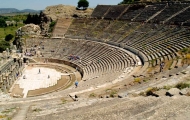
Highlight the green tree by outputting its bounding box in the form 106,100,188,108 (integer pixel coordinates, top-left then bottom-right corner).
0,18,7,27
24,13,41,25
23,13,31,24
77,0,89,10
5,34,14,41
0,40,10,52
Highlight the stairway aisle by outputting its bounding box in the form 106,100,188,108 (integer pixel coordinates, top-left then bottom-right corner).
12,104,30,120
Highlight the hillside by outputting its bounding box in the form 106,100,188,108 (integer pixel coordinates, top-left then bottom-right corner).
0,8,19,14
0,8,40,14
43,4,93,21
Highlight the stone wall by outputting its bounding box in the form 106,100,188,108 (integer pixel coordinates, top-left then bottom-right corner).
0,58,24,93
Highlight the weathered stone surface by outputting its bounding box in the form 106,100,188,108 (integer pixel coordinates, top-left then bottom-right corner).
168,88,181,96
155,89,167,96
43,4,93,21
180,88,190,95
18,24,41,37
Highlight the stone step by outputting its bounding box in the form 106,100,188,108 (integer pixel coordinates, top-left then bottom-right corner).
12,104,30,120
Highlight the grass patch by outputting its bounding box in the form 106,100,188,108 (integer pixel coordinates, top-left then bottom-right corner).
7,117,11,120
110,90,117,98
105,89,112,92
89,93,97,98
145,87,159,97
60,98,67,104
146,87,159,93
181,48,188,53
0,23,23,39
49,21,56,32
175,83,190,90
0,115,6,118
143,79,148,82
1,107,16,114
134,78,141,83
162,60,171,70
186,54,190,59
162,85,173,90
150,59,156,67
106,89,118,98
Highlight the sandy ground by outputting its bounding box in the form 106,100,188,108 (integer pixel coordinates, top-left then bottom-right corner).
11,66,70,98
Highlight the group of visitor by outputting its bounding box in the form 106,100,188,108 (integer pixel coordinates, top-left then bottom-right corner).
68,54,80,60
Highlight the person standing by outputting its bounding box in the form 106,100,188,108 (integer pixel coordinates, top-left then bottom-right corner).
160,62,164,72
75,81,78,88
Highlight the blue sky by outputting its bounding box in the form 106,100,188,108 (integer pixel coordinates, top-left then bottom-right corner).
0,0,122,10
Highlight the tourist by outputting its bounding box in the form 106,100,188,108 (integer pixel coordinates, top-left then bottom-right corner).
39,69,41,74
23,75,26,79
160,62,165,72
16,73,19,78
48,75,50,79
75,81,78,88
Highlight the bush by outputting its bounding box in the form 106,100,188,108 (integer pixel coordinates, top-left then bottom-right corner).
175,83,190,90
0,40,10,52
0,18,7,27
89,93,97,97
49,21,56,32
105,89,118,98
5,34,14,41
146,87,159,93
181,48,188,53
163,85,173,90
110,90,117,98
134,78,141,83
143,79,148,82
50,21,56,28
145,87,159,97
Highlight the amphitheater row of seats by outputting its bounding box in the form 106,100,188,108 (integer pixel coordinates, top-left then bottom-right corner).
65,18,190,67
26,38,136,80
91,3,190,25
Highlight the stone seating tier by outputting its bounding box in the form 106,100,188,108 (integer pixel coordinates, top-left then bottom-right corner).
26,38,136,81
66,18,190,65
152,4,190,22
134,4,166,22
104,5,129,19
167,7,190,24
91,5,111,18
